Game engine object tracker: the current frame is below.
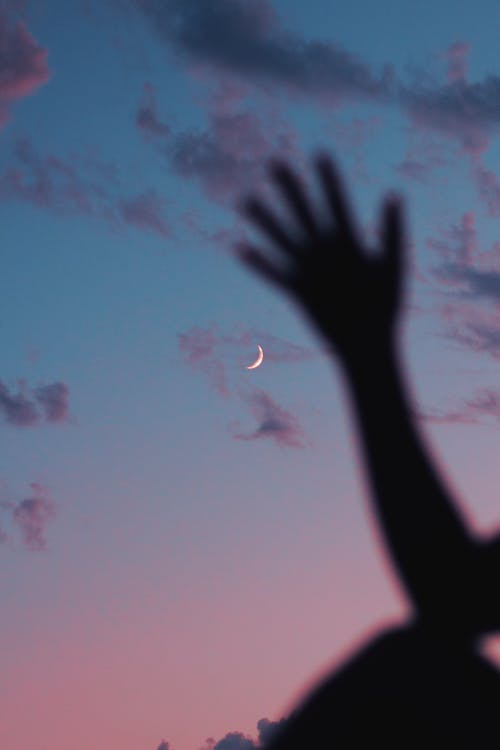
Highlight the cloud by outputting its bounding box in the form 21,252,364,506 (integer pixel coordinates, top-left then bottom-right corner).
398,40,500,156
0,13,50,129
134,80,300,204
155,742,171,750
178,324,313,397
199,717,287,750
135,0,387,103
1,482,55,550
0,378,70,426
34,381,69,422
472,160,500,216
418,388,500,426
1,137,113,215
0,379,39,425
136,81,170,139
134,5,500,151
0,138,171,237
234,389,306,448
119,188,171,236
427,212,500,302
178,325,228,396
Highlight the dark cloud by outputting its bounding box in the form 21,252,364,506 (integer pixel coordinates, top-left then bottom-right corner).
199,717,287,750
234,389,306,448
135,0,387,102
0,378,70,426
136,81,170,139
0,12,50,129
155,742,171,750
133,5,500,151
34,381,69,422
0,379,39,425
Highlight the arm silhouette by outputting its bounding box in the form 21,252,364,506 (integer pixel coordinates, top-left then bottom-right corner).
238,155,477,626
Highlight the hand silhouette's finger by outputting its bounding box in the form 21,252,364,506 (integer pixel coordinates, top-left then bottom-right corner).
242,198,298,258
270,160,319,238
316,154,357,242
381,196,404,287
236,243,291,290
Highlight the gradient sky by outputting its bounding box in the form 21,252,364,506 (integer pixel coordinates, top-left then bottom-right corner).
4,1,500,748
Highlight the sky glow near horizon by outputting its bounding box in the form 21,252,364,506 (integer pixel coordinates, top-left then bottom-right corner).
4,1,500,748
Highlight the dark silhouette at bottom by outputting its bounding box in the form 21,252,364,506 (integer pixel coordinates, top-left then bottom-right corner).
238,154,500,745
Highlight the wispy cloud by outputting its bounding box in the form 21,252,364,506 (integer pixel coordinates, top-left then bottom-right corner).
119,188,170,237
0,13,50,129
178,323,313,396
0,138,172,237
233,389,307,448
135,79,299,204
418,388,500,426
425,212,500,358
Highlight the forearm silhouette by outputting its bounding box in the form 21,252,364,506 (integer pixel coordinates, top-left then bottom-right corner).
239,155,483,633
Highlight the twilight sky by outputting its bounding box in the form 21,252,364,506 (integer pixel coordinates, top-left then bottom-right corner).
4,1,500,748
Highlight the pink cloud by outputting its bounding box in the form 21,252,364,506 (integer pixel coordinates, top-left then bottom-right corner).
135,77,300,204
0,13,50,128
12,484,55,550
472,159,500,216
2,482,56,551
233,389,307,448
1,138,171,237
1,137,111,214
418,388,500,426
169,105,299,203
178,325,228,396
422,212,500,360
119,188,170,237
178,324,313,397
443,41,470,85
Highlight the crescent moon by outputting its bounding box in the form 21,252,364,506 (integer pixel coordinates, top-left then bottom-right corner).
246,345,264,370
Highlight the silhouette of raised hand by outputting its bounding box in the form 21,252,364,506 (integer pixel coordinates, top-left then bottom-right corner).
239,155,403,365
236,153,500,745
238,154,498,634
